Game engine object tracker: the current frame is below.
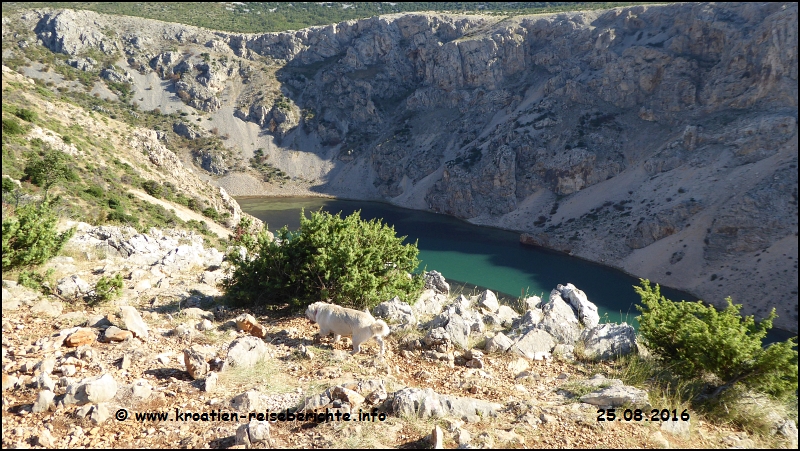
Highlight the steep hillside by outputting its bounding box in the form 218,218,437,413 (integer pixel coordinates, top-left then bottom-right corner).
2,3,797,331
1,66,257,243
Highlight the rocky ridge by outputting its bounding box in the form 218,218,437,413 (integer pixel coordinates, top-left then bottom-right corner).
2,223,797,448
2,4,797,328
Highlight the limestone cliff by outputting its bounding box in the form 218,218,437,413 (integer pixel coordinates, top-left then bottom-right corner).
4,3,797,331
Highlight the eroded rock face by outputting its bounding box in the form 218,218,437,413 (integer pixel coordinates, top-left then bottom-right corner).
424,271,450,295
537,291,581,345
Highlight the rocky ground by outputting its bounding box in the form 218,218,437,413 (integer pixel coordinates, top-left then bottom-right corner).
2,222,796,449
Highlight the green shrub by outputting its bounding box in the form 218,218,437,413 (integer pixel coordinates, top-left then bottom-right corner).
186,197,202,212
85,185,105,198
24,148,77,197
2,200,75,271
635,279,798,400
91,273,124,303
174,192,190,207
186,219,209,233
202,207,220,221
142,180,163,198
2,118,25,136
18,268,56,294
2,177,18,193
162,182,176,200
223,209,424,311
14,108,38,122
107,208,137,224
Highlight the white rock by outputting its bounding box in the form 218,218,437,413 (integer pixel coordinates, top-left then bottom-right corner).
63,374,118,405
119,306,149,339
558,283,600,328
478,290,499,313
32,390,55,413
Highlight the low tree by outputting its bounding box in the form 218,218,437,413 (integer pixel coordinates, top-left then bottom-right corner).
23,147,76,199
634,279,797,400
223,209,424,310
2,199,75,271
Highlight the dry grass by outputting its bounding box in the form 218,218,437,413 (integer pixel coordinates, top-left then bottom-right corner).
216,356,302,396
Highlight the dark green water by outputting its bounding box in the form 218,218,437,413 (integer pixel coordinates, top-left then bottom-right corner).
236,196,795,343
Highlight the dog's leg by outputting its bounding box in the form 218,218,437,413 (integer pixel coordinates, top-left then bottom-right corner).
352,330,371,356
333,334,341,344
375,336,385,355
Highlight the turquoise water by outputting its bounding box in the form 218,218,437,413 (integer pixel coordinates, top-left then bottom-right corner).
236,196,794,343
235,196,689,325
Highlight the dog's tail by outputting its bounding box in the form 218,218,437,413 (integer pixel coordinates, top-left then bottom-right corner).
371,319,390,337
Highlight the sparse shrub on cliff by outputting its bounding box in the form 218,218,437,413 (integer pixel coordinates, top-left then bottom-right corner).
142,180,163,198
202,207,220,221
223,209,424,311
635,279,798,401
2,177,18,194
14,108,38,123
17,268,56,294
187,196,204,212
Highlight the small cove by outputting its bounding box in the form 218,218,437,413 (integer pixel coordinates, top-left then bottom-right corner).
236,196,795,343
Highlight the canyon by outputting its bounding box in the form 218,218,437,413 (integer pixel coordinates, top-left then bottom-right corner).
2,2,797,331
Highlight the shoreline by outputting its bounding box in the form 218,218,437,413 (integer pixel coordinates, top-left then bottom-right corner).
233,193,797,341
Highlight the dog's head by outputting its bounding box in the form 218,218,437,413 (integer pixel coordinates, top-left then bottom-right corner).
305,302,322,324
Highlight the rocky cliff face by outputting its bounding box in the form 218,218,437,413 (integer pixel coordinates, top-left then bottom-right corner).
5,3,797,331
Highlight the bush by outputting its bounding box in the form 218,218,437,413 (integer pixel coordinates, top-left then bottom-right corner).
2,177,18,193
635,279,798,400
24,148,77,197
142,180,163,198
2,118,25,136
223,209,424,310
15,108,38,122
107,208,137,224
85,185,105,198
2,200,75,271
90,273,124,303
18,268,56,294
202,207,220,221
186,197,203,212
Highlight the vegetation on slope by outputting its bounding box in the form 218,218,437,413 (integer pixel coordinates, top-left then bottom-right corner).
1,75,230,246
3,2,660,33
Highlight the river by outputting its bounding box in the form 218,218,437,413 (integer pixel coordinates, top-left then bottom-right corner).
236,196,795,343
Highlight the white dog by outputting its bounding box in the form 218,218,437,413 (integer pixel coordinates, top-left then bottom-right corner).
305,301,390,355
